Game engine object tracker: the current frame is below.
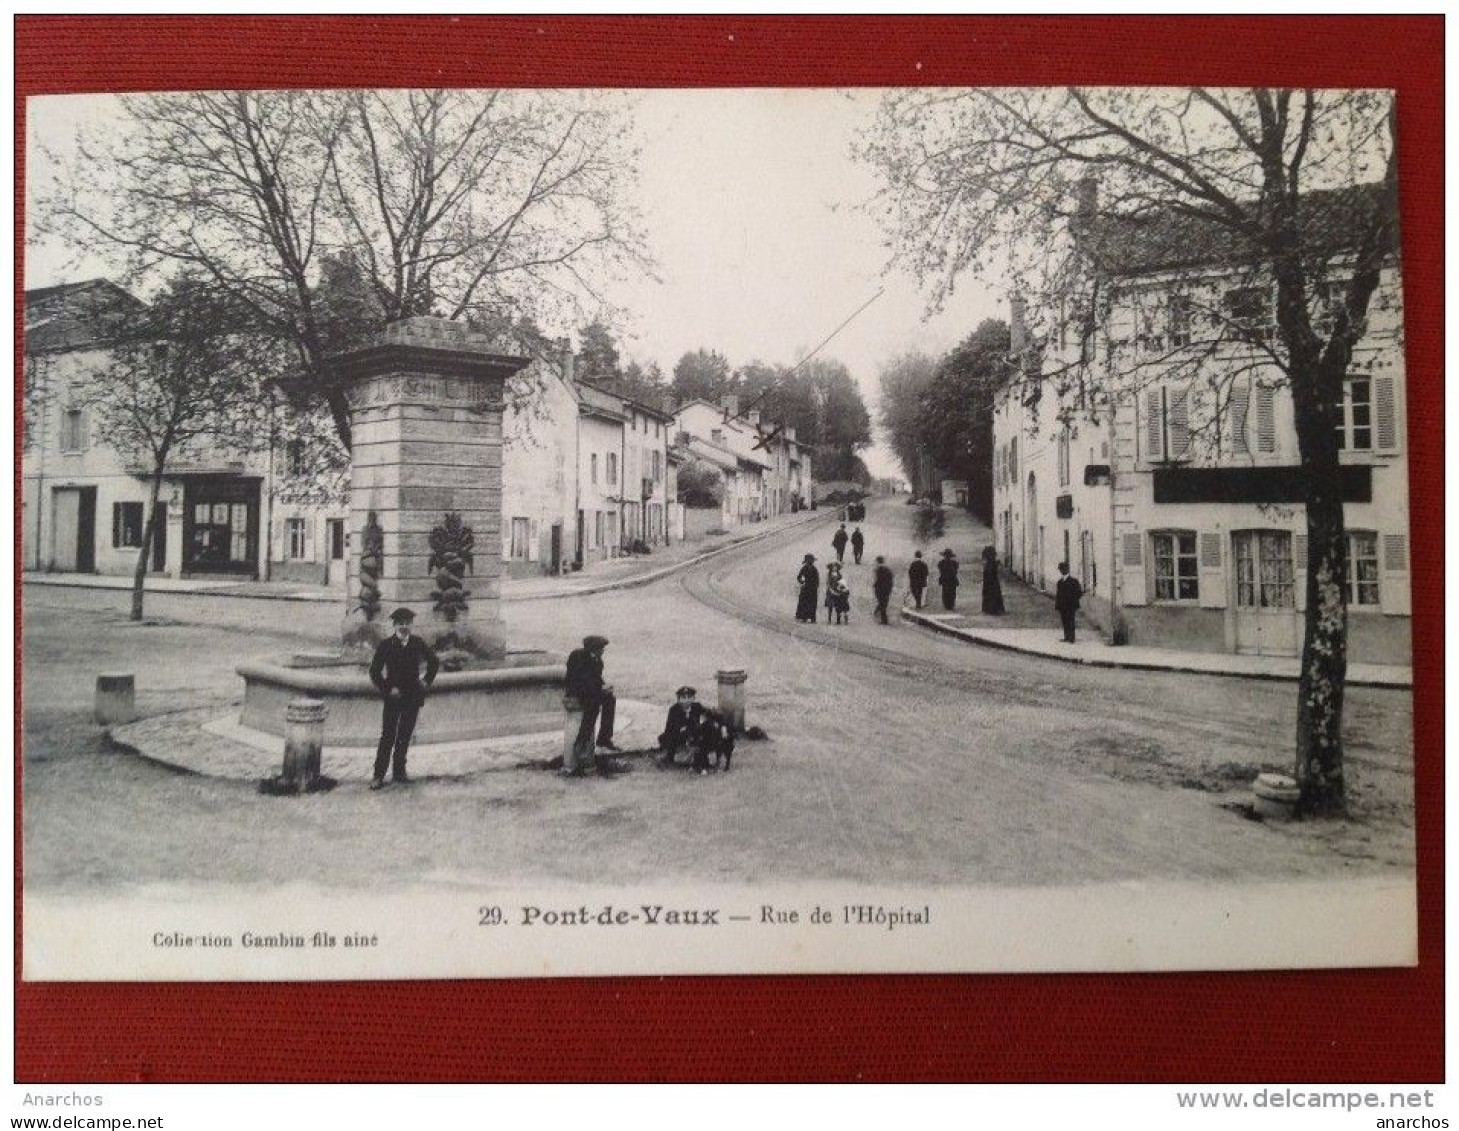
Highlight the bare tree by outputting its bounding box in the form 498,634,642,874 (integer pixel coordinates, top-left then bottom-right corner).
84,275,271,620
38,88,650,449
859,88,1400,816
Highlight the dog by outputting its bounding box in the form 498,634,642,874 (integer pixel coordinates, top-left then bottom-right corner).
690,708,736,774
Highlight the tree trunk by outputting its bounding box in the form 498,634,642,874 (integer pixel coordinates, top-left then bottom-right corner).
1294,480,1348,816
132,467,166,622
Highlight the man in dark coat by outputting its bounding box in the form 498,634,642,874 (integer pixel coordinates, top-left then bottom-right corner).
850,526,865,564
831,524,848,563
936,548,960,611
907,551,929,609
872,556,895,624
565,634,619,770
658,685,707,767
1055,561,1084,643
981,545,1006,615
368,607,440,790
795,554,820,622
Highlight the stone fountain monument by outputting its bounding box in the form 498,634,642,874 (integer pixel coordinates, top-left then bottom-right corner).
237,317,565,748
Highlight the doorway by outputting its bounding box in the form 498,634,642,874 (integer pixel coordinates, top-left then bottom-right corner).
50,486,96,572
1232,530,1299,656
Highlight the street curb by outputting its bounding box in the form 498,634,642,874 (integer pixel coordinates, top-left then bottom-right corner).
898,606,1412,689
509,509,832,602
24,510,834,607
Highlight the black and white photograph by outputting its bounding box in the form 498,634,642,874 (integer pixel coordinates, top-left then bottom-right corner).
21,83,1415,980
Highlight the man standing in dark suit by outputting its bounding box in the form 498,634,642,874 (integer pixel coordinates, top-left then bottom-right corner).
936,548,960,610
850,526,865,564
907,550,929,609
565,634,619,771
1055,561,1084,643
831,524,848,564
872,556,895,624
368,607,440,790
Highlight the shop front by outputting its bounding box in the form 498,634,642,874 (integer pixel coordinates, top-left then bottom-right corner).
182,476,261,577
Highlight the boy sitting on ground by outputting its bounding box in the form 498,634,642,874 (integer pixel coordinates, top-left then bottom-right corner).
658,686,707,767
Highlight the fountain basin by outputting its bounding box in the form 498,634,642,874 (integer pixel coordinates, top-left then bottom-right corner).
238,652,565,747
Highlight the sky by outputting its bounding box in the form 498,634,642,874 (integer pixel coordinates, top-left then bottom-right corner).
25,89,1006,480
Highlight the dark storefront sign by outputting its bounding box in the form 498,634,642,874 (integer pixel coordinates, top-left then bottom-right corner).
182,477,261,576
1152,465,1372,505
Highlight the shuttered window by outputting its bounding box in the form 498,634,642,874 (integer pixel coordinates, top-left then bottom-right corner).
113,502,145,548
1151,531,1199,601
1145,387,1190,461
1122,532,1143,567
1145,389,1164,461
1255,386,1277,454
1168,388,1190,457
1336,378,1373,451
1200,532,1222,569
1374,376,1398,450
1229,382,1251,456
1383,533,1408,572
1344,531,1380,607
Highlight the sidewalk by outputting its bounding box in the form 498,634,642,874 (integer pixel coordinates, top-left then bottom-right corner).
901,604,1412,689
23,508,831,605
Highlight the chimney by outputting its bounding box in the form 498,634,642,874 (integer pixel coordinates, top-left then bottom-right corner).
747,408,760,427
1076,175,1098,219
785,426,796,444
1009,295,1027,355
722,393,739,418
558,337,575,383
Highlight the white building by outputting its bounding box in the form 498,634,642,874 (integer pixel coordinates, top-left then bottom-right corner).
992,184,1409,663
672,396,811,526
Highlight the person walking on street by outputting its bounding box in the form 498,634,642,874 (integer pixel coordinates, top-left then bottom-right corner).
850,526,865,565
831,524,848,564
824,562,843,623
368,607,440,790
907,551,929,609
565,634,620,773
1055,562,1084,643
795,554,820,623
872,556,895,624
937,548,960,611
981,545,1006,615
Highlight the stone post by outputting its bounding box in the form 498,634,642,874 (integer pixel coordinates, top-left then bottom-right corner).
94,673,135,725
282,698,327,792
716,669,748,731
561,695,587,775
332,317,531,661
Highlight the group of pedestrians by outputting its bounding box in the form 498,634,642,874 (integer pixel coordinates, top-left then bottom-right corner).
794,524,1013,627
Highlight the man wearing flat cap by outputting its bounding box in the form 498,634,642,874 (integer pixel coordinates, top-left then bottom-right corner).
368,607,439,790
565,634,619,771
657,685,706,767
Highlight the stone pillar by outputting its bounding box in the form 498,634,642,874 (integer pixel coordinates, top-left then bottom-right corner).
561,696,587,774
282,698,327,791
333,317,530,661
716,669,748,731
94,673,135,725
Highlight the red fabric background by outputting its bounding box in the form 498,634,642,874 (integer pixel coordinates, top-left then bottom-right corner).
14,15,1443,1082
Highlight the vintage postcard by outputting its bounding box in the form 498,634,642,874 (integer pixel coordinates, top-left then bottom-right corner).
21,85,1415,981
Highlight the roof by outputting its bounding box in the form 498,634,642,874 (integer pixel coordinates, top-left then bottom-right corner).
1079,182,1395,278
24,279,147,353
580,377,675,420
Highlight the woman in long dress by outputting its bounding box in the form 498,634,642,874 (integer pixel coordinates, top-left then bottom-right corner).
795,554,820,623
981,545,1006,615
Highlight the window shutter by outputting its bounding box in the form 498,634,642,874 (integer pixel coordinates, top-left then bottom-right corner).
1168,388,1191,458
1383,533,1408,573
1293,533,1307,572
1229,382,1251,456
1121,531,1147,606
1255,386,1276,454
303,517,316,563
1382,532,1411,615
1144,389,1164,461
1374,376,1398,451
1198,531,1226,609
528,518,540,562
